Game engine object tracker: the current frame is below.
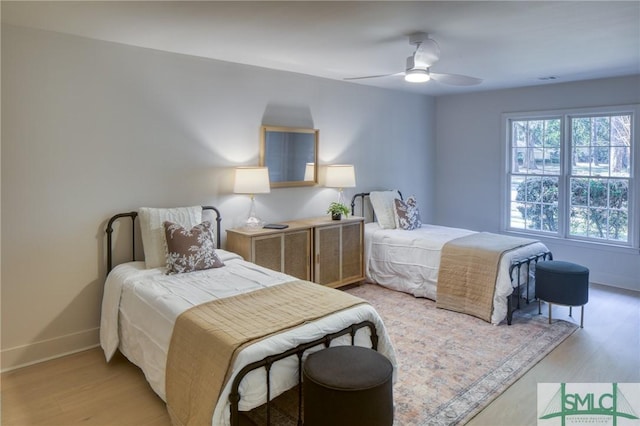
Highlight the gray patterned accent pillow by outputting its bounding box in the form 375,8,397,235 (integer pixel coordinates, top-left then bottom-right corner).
163,221,224,274
394,196,422,230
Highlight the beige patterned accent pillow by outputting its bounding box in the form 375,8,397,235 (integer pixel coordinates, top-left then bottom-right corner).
394,196,422,230
163,221,224,274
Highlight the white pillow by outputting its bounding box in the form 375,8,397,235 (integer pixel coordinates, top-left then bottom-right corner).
139,206,202,269
369,190,399,229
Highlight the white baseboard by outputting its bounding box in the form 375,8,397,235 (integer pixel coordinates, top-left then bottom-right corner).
1,327,100,372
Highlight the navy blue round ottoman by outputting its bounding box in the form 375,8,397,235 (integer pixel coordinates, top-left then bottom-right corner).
536,260,589,327
303,346,393,426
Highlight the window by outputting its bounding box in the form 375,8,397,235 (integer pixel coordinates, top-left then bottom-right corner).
505,106,636,247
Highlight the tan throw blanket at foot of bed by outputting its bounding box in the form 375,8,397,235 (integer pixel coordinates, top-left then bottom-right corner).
436,232,538,323
165,280,367,426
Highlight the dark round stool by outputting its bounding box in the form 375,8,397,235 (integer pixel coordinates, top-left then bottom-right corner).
536,260,589,327
303,346,393,426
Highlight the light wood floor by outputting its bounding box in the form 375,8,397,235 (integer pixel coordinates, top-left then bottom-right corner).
2,283,638,426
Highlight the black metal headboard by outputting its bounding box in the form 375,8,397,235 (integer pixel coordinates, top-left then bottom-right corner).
105,206,222,273
350,191,403,221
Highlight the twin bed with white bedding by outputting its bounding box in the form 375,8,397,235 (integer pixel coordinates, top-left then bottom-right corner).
100,206,396,426
352,191,552,325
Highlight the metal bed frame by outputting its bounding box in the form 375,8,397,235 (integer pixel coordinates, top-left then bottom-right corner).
350,192,552,325
105,206,379,426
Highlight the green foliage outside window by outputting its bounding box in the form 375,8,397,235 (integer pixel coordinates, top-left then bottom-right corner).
515,177,559,232
569,178,628,240
515,177,628,240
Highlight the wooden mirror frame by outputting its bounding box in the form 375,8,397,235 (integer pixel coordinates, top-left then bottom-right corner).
260,125,319,188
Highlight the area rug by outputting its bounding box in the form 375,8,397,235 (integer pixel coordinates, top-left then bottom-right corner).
243,283,577,426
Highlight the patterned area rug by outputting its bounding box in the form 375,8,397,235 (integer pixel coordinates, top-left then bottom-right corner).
243,283,577,426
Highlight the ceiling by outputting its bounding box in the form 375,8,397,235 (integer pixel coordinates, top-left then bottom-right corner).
2,1,639,96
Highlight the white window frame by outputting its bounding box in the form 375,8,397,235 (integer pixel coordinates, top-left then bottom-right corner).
502,104,639,251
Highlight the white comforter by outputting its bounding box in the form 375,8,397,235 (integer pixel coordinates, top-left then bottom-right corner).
364,223,549,325
100,249,396,426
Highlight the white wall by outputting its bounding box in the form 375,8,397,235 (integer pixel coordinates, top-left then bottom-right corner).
1,25,435,370
435,75,640,291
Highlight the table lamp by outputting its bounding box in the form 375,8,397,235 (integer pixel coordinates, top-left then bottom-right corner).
325,164,356,205
234,167,271,228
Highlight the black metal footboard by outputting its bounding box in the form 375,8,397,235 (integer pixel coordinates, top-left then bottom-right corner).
229,320,379,426
507,251,553,325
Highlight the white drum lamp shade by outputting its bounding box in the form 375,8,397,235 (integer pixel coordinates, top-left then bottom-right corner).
233,167,271,195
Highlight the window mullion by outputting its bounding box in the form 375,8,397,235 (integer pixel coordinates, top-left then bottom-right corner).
559,114,570,239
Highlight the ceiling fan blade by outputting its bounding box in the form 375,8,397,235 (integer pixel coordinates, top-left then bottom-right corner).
343,72,403,81
413,38,440,67
430,72,483,86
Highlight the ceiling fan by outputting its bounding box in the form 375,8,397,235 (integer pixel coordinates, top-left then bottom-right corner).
344,32,482,86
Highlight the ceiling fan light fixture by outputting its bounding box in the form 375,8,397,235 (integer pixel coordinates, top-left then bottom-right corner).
405,69,430,83
343,34,480,87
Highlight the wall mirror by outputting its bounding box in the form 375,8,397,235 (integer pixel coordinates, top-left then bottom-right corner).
260,125,319,188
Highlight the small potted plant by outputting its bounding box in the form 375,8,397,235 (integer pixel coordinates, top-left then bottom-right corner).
327,202,350,220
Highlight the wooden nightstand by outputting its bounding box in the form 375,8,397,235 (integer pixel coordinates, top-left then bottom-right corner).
226,216,364,288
